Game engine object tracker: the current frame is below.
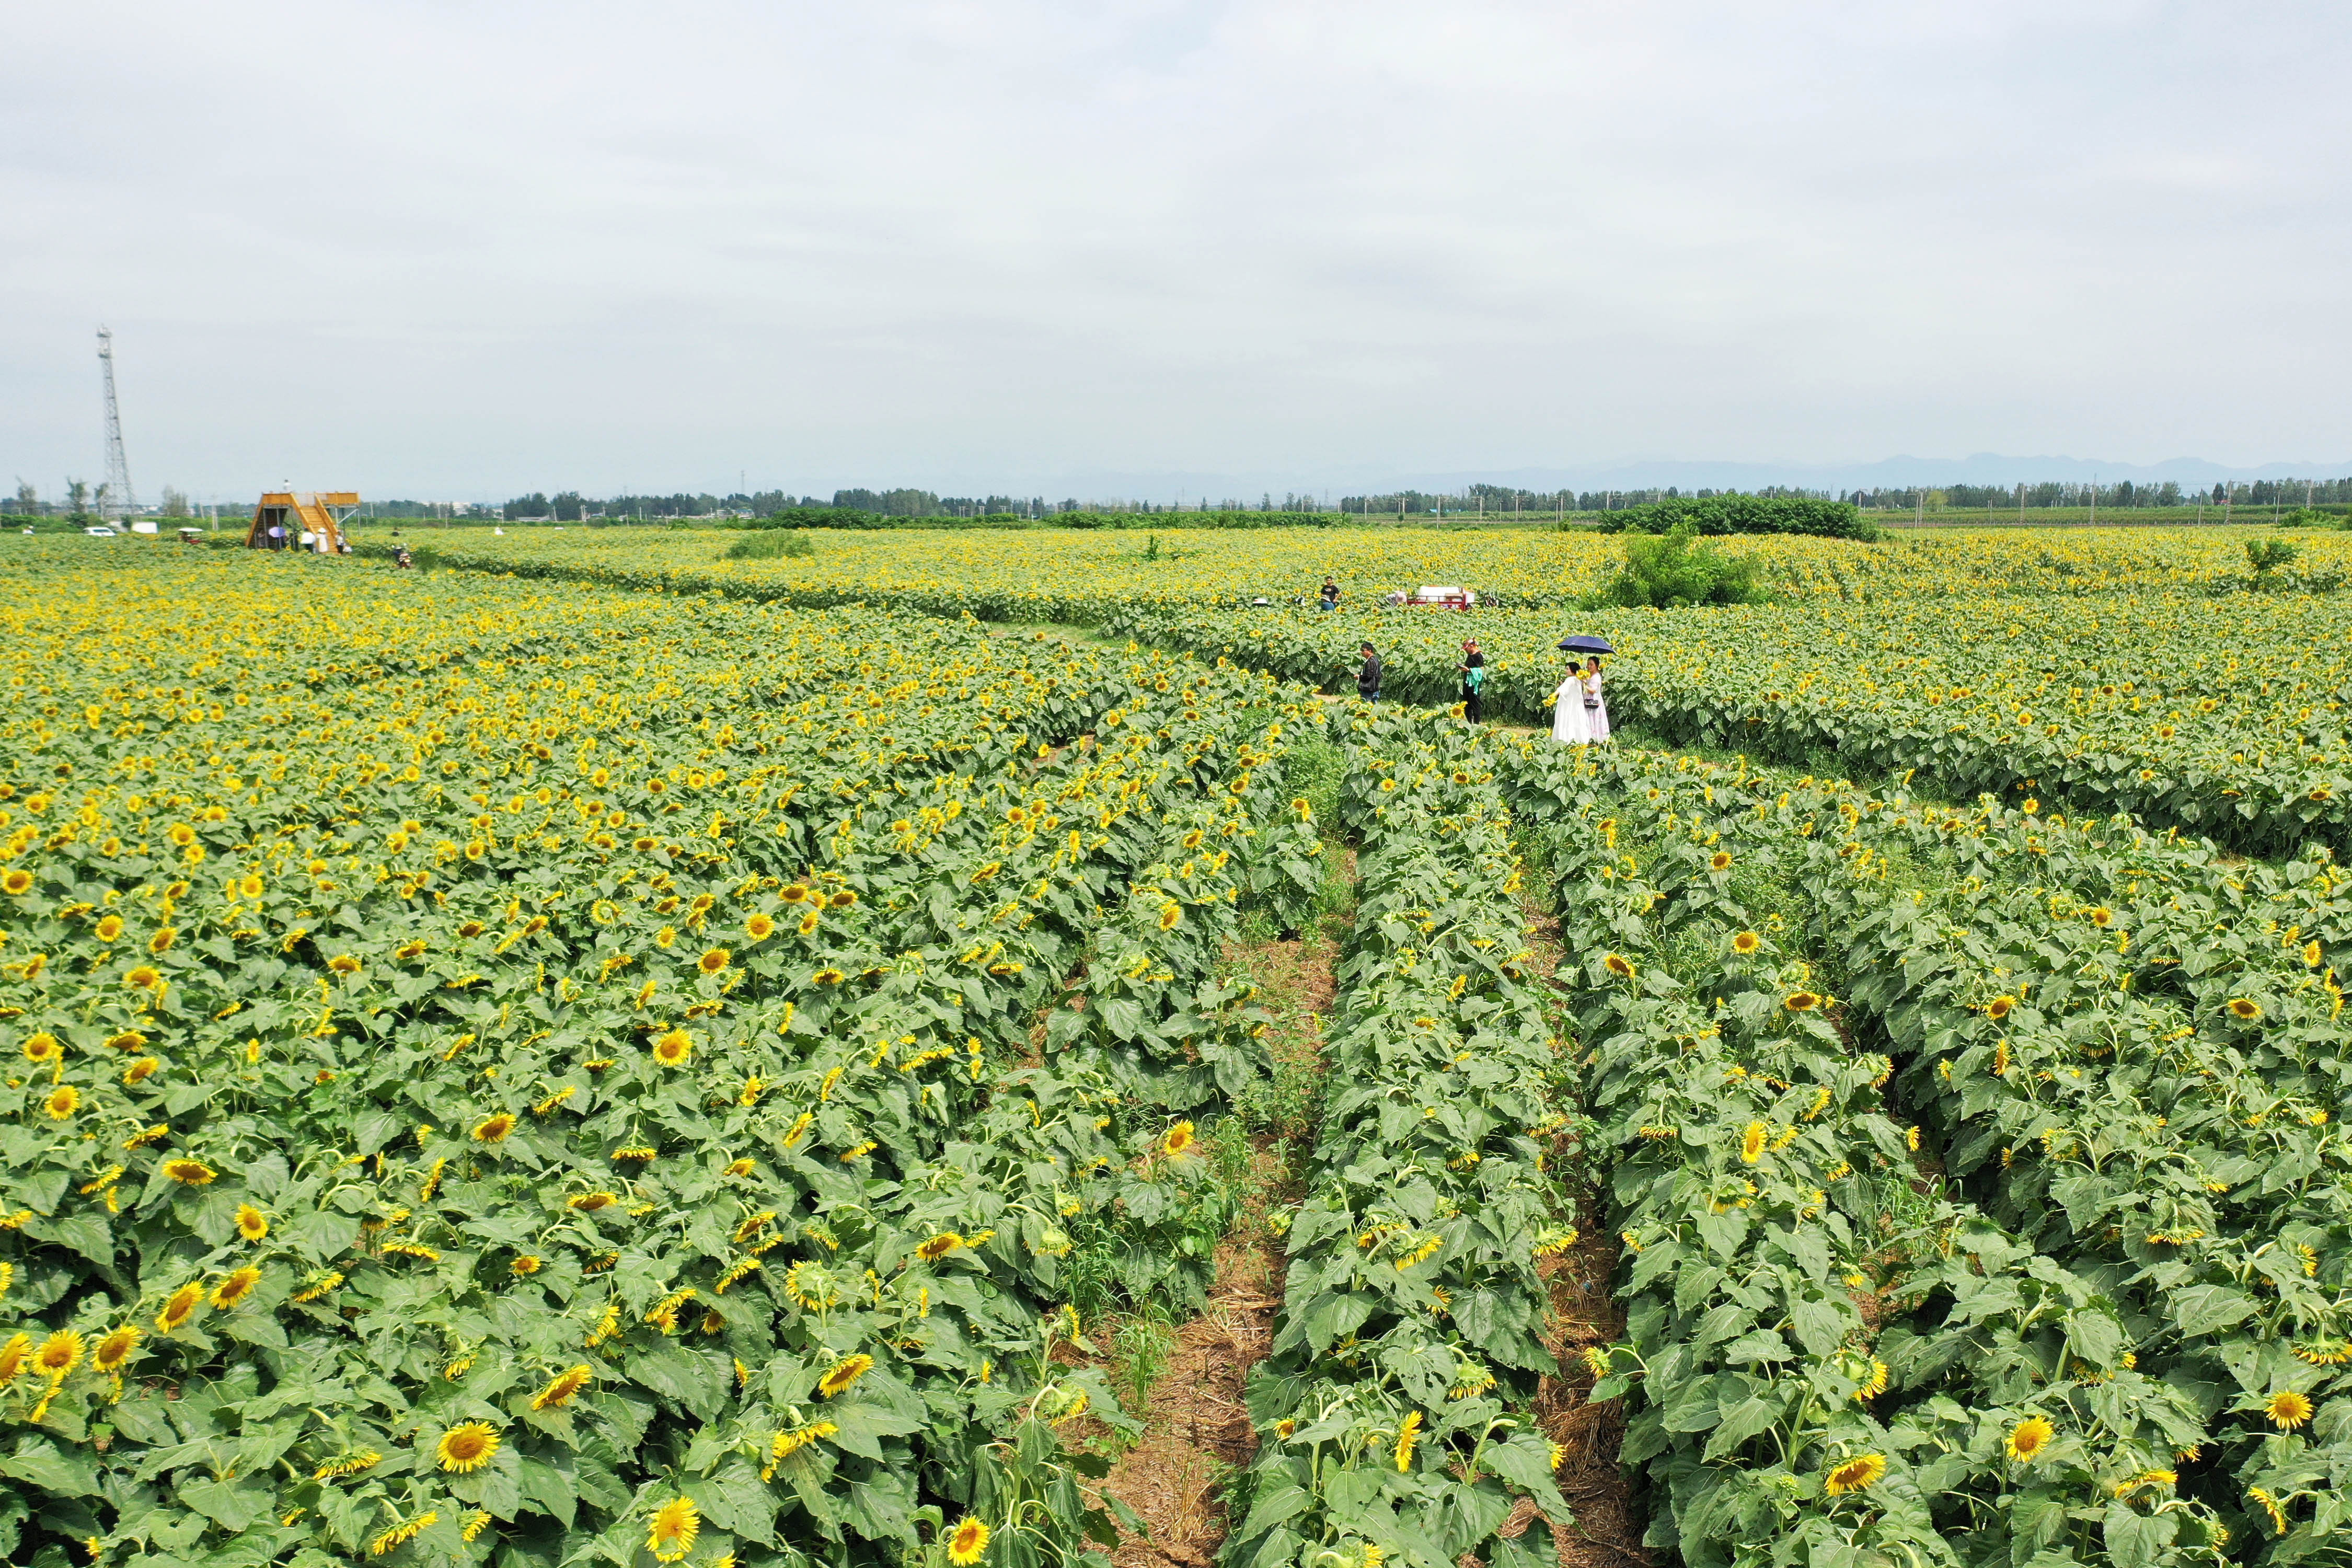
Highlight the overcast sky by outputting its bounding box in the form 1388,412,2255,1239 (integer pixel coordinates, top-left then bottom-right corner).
6,1,2348,502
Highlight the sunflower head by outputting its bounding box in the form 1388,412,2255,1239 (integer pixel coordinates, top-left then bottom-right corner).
43,1085,79,1120
473,1112,517,1144
211,1266,262,1309
1731,931,1761,955
234,1204,270,1242
156,1283,204,1333
2228,997,2263,1021
745,914,776,941
1163,1121,1197,1159
532,1365,594,1410
947,1517,990,1566
817,1353,875,1398
1785,991,1821,1012
1604,953,1636,981
33,1330,83,1379
2005,1414,2054,1461
92,1325,140,1373
1739,1122,1767,1163
2268,1389,2315,1429
162,1158,216,1185
21,1032,60,1063
697,949,731,976
436,1421,501,1473
1824,1453,1886,1495
646,1498,700,1563
1986,995,2015,1019
651,1030,691,1066
1709,851,1733,871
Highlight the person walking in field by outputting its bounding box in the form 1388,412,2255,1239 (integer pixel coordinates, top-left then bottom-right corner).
1552,659,1590,744
1458,638,1485,723
1319,577,1341,612
1582,656,1611,742
1356,641,1381,703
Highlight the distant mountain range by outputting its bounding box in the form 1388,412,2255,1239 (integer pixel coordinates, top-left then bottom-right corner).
987,454,2352,500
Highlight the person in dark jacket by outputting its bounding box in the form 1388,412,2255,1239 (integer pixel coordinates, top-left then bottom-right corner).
1458,639,1485,723
1319,577,1340,612
1356,641,1381,702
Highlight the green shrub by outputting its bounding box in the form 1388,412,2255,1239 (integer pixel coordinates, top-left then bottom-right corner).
1597,521,1766,607
1595,493,1880,540
721,529,816,560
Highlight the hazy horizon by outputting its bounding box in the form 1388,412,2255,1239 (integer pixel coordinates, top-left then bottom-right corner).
7,3,2348,503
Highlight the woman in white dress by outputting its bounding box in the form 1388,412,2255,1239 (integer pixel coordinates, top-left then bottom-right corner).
1552,662,1592,744
1582,658,1611,742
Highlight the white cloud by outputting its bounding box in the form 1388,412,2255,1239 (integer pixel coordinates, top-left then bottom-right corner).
3,0,2348,500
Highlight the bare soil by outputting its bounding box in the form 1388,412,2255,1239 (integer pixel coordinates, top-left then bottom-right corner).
1087,905,1347,1565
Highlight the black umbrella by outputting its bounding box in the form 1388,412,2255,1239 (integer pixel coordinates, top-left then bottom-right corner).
1558,635,1616,654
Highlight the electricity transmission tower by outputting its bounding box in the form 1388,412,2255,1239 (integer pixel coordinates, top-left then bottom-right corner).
97,325,136,522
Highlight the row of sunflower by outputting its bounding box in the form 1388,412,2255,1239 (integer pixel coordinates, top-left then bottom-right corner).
1502,743,2232,1564
0,552,1326,1568
1110,591,2352,856
302,520,2352,617
1500,738,2340,1564
1796,776,2352,1552
1218,707,1577,1568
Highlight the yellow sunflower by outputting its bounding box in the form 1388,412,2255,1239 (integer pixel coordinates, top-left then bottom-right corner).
1824,1453,1886,1495
947,1517,990,1565
646,1498,699,1563
1731,931,1761,955
818,1353,875,1398
1604,953,1636,981
33,1329,83,1380
651,1030,692,1066
531,1365,593,1410
155,1283,204,1334
2268,1389,2315,1429
91,1325,141,1373
211,1266,262,1309
2005,1414,2054,1461
473,1112,517,1143
234,1204,270,1242
697,948,731,976
436,1422,501,1473
162,1158,216,1185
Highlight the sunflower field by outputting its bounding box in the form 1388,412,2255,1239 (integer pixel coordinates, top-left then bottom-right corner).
0,549,1367,1568
15,522,2352,1568
327,523,2352,622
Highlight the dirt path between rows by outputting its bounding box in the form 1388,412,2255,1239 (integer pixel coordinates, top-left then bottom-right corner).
1094,863,1351,1567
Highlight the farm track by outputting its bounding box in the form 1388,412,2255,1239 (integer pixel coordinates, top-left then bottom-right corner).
1093,874,1354,1564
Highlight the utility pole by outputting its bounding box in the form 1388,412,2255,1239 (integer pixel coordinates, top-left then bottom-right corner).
2088,477,2096,526
97,326,136,522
